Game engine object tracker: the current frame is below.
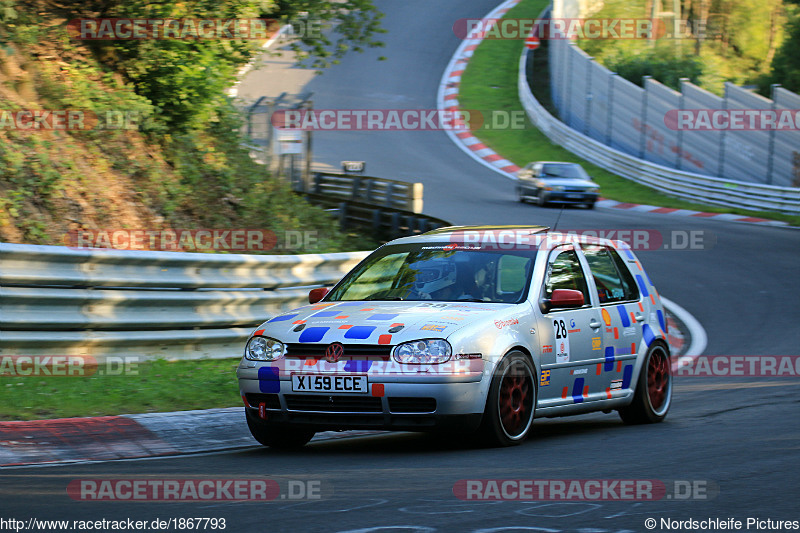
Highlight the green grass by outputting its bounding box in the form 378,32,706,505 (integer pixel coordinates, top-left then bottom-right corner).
0,358,242,421
458,0,800,226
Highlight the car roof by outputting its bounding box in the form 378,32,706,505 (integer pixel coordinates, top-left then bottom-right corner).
384,225,624,249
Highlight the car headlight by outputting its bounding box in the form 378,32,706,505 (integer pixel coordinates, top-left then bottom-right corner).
245,336,285,361
587,187,599,193
553,185,565,191
393,339,452,364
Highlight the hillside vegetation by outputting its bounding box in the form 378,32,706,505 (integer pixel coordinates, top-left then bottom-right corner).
0,0,383,250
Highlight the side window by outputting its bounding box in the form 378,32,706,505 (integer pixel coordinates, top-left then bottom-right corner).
609,247,639,301
582,245,639,304
533,163,542,176
542,247,589,307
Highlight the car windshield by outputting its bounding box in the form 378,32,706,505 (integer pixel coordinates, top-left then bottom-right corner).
325,243,538,304
541,164,589,179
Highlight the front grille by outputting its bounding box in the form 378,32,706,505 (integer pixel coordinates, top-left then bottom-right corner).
284,394,383,413
285,343,393,360
388,397,437,413
563,187,587,193
245,393,281,409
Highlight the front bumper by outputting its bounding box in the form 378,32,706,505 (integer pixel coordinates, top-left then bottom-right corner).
237,361,489,432
543,191,599,204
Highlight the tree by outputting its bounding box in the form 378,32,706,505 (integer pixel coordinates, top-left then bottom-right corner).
765,9,800,92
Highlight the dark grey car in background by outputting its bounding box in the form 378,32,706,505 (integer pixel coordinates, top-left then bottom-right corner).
516,162,600,209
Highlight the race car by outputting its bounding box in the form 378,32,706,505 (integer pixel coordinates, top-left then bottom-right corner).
237,225,671,448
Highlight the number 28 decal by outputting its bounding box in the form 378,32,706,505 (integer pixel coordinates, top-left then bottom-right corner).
553,319,570,363
554,319,567,339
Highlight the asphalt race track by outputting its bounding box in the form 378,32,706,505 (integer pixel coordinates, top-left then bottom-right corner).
3,1,800,531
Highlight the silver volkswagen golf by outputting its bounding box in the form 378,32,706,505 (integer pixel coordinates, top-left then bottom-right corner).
237,225,672,448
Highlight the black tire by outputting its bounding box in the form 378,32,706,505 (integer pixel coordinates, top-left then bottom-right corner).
618,343,672,424
245,409,315,449
477,351,536,446
536,190,547,207
586,201,596,209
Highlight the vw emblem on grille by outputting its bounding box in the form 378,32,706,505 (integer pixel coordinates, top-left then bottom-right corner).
325,342,345,363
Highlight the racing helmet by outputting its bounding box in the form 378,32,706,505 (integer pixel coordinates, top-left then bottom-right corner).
410,258,457,295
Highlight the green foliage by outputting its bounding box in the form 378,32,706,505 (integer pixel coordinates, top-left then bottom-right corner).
578,0,791,94
0,0,16,23
601,45,704,90
762,8,800,93
278,0,387,68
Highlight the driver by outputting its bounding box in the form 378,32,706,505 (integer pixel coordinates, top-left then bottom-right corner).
410,258,482,301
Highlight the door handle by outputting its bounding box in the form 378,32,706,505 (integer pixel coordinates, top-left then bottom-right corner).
634,313,645,322
589,319,602,329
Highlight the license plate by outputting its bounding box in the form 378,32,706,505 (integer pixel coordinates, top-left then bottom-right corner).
567,193,583,199
292,374,368,394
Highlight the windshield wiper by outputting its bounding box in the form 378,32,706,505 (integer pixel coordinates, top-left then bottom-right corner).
365,296,404,301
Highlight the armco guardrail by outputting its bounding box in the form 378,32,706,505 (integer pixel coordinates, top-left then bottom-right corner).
304,192,450,240
308,172,424,213
520,45,800,214
0,243,369,360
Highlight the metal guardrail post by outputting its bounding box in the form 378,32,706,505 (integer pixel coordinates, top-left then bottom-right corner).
351,175,362,200
566,44,574,126
364,180,375,203
676,78,688,170
766,84,780,185
606,73,615,145
390,212,401,239
384,183,396,208
584,57,593,136
718,84,728,179
639,76,652,159
371,209,382,235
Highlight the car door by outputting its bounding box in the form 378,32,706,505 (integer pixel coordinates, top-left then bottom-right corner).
535,245,605,407
579,243,643,399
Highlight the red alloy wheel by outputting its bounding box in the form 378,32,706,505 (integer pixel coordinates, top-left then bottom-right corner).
647,348,670,410
498,367,532,436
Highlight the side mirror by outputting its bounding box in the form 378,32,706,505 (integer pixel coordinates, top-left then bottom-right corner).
541,288,584,313
308,287,329,304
